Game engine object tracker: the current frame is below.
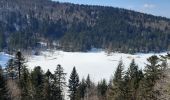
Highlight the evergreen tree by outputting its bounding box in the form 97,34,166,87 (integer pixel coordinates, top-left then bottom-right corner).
143,55,161,99
14,51,25,79
52,64,66,100
128,59,138,79
68,67,80,100
97,79,108,100
31,66,44,100
112,59,124,100
6,59,16,80
20,65,32,100
78,78,87,99
113,59,124,83
107,78,114,100
127,59,143,100
86,74,92,89
85,74,92,99
43,69,53,100
144,55,161,85
122,71,131,99
0,66,9,100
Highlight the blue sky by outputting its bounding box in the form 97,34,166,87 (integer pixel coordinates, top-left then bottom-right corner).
53,0,170,18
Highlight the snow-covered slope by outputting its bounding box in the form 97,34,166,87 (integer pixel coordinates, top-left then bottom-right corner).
0,51,168,82
26,50,167,82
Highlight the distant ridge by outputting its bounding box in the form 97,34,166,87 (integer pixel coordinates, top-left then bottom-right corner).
0,0,170,53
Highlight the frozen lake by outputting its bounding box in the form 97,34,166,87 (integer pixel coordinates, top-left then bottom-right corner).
0,51,168,82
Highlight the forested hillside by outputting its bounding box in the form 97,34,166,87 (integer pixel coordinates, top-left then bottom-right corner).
0,0,170,52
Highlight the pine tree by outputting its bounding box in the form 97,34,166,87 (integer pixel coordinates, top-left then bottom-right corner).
128,59,138,79
85,74,92,99
6,59,16,80
86,74,92,89
122,71,131,99
14,51,25,79
144,55,161,85
52,64,66,100
20,65,31,100
78,78,87,99
68,67,79,100
107,78,114,100
143,55,161,99
127,59,143,100
113,59,124,83
43,69,53,100
112,59,124,100
0,66,9,100
31,66,44,100
97,79,108,100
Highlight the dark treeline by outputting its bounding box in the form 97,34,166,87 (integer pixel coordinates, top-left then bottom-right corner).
0,0,170,53
1,51,170,100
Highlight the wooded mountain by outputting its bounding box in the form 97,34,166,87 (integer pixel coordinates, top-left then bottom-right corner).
0,0,170,53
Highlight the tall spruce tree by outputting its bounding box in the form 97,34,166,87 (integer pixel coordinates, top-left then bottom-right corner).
86,74,92,89
20,65,31,100
143,55,161,99
78,78,87,99
112,59,124,100
43,69,53,100
85,74,92,99
113,59,124,83
97,79,108,100
144,55,161,85
122,71,131,99
31,66,44,100
14,51,25,79
68,67,79,100
126,59,144,100
53,64,66,100
6,59,16,80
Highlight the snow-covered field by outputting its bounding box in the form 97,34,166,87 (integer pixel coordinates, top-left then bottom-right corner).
0,50,168,82
27,50,168,82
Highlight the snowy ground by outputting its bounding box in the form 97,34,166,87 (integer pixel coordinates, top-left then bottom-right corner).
0,50,168,82
26,50,168,82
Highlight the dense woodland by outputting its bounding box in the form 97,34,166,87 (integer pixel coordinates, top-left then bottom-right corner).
0,0,170,53
0,51,170,100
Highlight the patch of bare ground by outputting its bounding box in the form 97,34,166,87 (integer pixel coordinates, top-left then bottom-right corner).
154,68,170,100
7,79,21,100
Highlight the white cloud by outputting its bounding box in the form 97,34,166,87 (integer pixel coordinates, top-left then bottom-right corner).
143,3,156,9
